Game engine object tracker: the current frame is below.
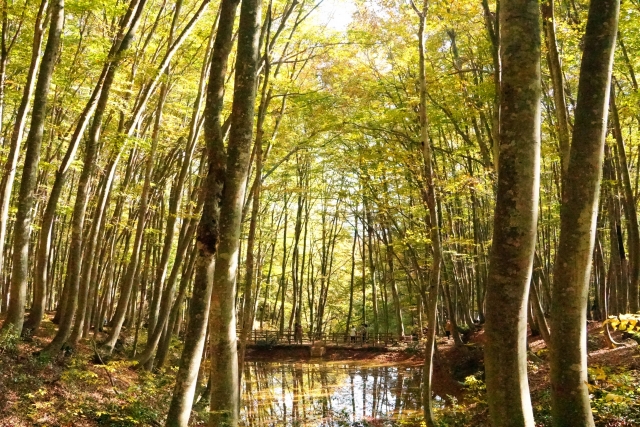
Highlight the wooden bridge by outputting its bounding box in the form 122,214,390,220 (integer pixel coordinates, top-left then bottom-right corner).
240,329,420,347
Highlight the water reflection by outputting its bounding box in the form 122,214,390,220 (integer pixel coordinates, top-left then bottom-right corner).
240,361,427,426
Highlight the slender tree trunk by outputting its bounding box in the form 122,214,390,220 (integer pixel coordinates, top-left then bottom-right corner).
0,0,47,310
1,0,64,337
481,0,499,169
345,230,357,337
137,35,208,368
146,1,183,338
442,262,464,346
100,17,208,348
365,205,379,339
146,101,170,338
611,82,639,314
101,131,156,353
530,277,550,345
483,0,541,423
165,1,240,425
383,228,404,338
277,196,288,335
26,65,106,334
238,101,264,377
550,0,619,425
27,0,145,335
411,1,444,425
84,157,119,336
55,1,147,350
541,0,570,175
156,238,197,370
209,0,262,424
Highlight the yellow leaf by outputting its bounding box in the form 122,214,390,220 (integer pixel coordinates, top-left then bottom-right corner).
605,393,624,403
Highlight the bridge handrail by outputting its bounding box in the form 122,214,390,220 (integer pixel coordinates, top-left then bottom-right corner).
238,329,415,346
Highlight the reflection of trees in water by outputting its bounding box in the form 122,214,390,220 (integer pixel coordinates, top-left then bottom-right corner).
240,362,425,426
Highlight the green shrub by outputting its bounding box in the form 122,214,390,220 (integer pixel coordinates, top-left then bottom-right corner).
0,324,20,355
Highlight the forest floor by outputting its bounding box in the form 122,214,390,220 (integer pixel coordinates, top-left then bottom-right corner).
1,315,639,426
451,322,640,427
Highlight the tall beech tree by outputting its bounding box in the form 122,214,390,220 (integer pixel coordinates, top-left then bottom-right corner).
410,0,445,425
0,0,47,312
165,0,240,424
549,0,620,425
483,0,541,424
208,0,262,425
1,0,65,336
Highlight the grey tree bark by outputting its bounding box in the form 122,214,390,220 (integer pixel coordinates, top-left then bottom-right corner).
136,11,209,366
483,0,541,424
146,0,183,338
541,0,570,175
610,81,639,314
0,0,64,337
164,1,241,425
549,0,619,424
0,0,47,314
25,70,106,333
43,0,148,351
209,0,262,425
410,1,444,425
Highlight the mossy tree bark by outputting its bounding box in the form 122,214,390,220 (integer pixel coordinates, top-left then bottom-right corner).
165,1,241,425
0,0,64,337
549,0,619,425
0,0,47,314
483,0,541,424
209,0,262,425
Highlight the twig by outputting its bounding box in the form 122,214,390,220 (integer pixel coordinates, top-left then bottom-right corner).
92,339,120,396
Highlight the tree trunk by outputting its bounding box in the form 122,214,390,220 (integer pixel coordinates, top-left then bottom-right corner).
137,32,208,367
541,0,571,175
165,1,240,425
442,262,464,346
1,0,64,337
101,130,156,353
611,82,639,314
83,156,119,336
483,0,541,424
530,277,550,345
383,228,404,339
55,1,148,351
345,230,358,337
238,91,265,378
146,1,183,339
365,204,379,339
98,15,211,348
27,0,146,335
0,0,47,312
155,238,197,370
209,0,262,424
550,0,619,424
412,1,445,425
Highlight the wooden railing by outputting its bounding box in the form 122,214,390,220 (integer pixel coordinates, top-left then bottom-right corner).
239,329,419,347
